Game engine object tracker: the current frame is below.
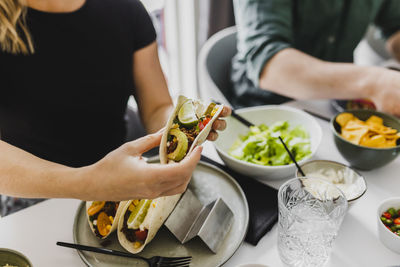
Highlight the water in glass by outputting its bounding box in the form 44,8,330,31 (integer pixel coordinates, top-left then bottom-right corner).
278,177,347,267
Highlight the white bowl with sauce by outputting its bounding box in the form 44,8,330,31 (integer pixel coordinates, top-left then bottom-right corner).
295,160,367,203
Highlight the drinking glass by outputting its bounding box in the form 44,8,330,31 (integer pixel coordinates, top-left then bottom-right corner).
278,177,348,267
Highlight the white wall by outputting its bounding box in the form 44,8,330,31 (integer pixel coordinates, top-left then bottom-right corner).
164,0,199,99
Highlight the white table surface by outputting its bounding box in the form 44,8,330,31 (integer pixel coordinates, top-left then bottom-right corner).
1,100,400,267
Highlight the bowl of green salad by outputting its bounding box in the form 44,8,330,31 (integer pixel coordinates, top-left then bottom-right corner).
214,105,322,180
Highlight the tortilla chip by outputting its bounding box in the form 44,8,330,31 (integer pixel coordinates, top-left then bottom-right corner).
341,127,369,144
383,139,398,148
336,113,355,127
337,113,399,148
359,134,386,148
385,133,400,140
366,115,383,125
343,119,366,130
378,127,397,135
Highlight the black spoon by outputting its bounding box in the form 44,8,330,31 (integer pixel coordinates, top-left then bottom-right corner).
278,136,306,176
231,109,254,128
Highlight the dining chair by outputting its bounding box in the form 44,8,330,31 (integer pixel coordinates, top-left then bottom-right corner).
198,26,237,106
365,25,391,61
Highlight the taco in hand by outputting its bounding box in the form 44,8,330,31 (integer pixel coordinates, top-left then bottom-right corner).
160,95,223,164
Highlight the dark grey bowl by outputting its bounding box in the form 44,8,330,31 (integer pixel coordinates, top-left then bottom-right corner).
0,248,32,267
331,109,400,170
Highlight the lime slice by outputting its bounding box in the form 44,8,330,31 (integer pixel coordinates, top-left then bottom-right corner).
178,100,199,128
127,199,151,229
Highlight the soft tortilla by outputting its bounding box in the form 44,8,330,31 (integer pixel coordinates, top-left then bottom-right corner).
159,95,223,164
86,201,127,239
117,195,180,253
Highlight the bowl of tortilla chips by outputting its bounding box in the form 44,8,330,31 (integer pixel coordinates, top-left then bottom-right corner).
331,110,400,170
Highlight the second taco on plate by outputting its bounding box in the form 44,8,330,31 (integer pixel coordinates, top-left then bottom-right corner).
86,201,127,239
117,196,180,253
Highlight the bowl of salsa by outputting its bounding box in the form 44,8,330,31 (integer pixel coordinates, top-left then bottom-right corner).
377,197,400,254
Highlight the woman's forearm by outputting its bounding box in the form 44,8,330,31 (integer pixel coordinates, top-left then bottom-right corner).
259,48,379,100
145,104,174,133
133,42,174,133
0,133,204,202
0,140,86,199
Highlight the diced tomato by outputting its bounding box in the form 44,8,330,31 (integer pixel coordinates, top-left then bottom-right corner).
383,212,392,219
135,229,148,241
199,121,205,131
386,225,392,231
199,117,211,131
202,117,211,126
394,218,400,225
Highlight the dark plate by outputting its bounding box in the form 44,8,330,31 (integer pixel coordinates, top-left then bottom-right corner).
73,161,249,267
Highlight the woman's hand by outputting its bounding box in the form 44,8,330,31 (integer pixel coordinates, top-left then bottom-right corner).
370,69,400,117
81,131,202,201
207,106,232,141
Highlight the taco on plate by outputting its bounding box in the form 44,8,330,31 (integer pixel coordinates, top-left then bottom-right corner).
86,201,127,239
117,196,180,253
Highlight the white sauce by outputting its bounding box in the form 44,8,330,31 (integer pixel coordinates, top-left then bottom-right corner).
304,167,365,201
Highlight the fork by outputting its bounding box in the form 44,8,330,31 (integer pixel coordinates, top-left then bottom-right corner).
56,241,192,267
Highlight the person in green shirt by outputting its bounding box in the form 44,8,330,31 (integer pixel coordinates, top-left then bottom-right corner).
231,0,400,116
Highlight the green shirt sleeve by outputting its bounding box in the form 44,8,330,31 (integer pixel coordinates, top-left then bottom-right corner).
234,0,293,87
374,0,400,39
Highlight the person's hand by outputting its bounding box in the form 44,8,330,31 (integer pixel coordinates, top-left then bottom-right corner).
207,106,232,141
81,131,202,201
370,69,400,117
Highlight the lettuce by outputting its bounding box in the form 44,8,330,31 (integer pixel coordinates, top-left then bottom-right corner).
228,122,311,166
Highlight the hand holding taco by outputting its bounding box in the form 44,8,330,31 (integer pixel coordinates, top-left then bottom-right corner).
117,95,227,253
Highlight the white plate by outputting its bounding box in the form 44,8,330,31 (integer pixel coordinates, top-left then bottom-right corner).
73,161,249,266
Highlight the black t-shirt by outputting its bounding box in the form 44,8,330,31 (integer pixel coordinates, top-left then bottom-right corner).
0,0,156,167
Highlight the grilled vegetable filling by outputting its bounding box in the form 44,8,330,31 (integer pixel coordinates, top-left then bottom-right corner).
166,102,219,162
167,128,189,162
88,201,119,238
121,200,150,248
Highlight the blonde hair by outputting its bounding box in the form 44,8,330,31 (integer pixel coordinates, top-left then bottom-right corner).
0,0,34,54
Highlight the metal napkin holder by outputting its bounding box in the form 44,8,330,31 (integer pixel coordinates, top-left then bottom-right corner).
165,189,234,253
